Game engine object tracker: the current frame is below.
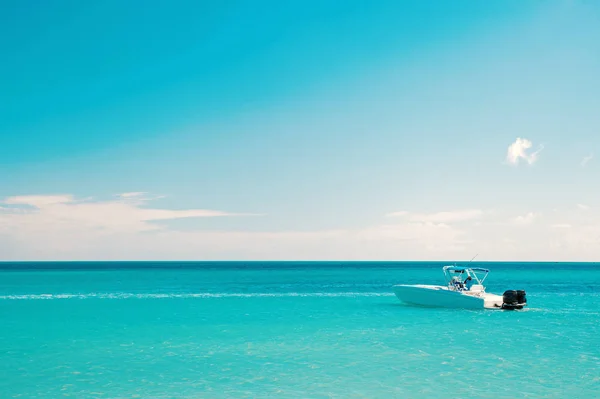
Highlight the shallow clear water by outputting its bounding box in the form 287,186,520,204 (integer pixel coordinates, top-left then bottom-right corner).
1,262,599,398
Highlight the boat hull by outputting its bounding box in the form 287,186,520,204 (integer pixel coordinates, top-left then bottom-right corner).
393,284,486,309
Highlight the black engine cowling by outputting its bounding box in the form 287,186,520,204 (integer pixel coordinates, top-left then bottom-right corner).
502,289,527,310
516,290,527,305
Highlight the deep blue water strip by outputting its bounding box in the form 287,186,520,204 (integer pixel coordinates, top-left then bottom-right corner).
0,261,599,271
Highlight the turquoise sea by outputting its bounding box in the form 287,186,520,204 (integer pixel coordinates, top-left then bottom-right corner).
1,262,599,398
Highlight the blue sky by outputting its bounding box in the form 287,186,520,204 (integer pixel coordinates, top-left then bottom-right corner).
1,0,600,260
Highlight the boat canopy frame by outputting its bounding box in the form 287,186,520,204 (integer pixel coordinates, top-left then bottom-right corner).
442,265,490,288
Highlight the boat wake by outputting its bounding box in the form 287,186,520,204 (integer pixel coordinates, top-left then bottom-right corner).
0,292,395,300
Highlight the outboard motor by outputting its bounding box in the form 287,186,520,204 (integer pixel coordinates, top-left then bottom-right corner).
502,289,527,310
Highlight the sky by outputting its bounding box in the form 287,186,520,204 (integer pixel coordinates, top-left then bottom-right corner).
1,0,600,261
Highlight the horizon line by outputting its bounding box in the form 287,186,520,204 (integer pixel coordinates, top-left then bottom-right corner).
1,260,598,263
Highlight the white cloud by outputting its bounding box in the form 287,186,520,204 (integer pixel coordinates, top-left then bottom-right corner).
386,209,484,223
510,212,539,225
581,154,593,167
505,137,543,166
577,203,590,211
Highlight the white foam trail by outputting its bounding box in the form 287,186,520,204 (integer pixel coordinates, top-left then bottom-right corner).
0,292,395,300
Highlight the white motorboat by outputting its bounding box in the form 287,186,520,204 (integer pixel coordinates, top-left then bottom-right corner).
393,265,527,310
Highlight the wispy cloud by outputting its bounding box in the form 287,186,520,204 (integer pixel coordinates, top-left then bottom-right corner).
577,203,590,211
117,192,148,199
581,154,593,167
115,192,167,204
0,196,476,260
505,138,544,166
510,212,539,226
386,211,409,218
116,191,149,201
386,209,484,223
0,204,469,260
0,194,260,234
4,195,74,207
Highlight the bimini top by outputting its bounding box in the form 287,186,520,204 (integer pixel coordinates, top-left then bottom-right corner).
442,265,490,287
443,266,490,273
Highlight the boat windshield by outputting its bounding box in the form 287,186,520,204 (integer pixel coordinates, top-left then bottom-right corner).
442,266,489,291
